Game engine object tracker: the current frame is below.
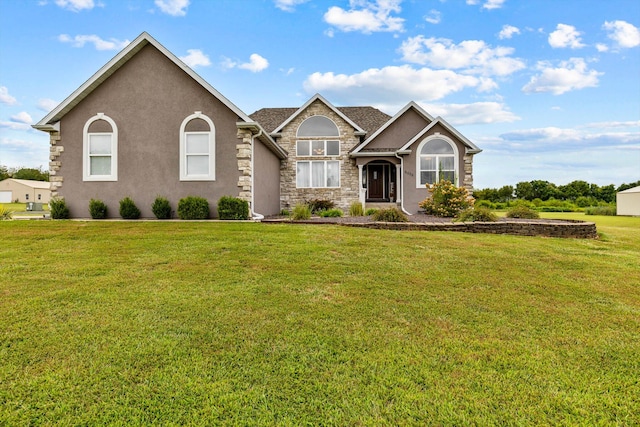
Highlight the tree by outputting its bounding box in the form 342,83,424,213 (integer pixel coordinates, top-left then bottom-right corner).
515,181,534,200
12,166,49,181
497,185,514,202
559,180,590,201
0,165,9,181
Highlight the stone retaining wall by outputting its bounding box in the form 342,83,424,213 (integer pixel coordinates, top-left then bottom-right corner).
340,220,598,239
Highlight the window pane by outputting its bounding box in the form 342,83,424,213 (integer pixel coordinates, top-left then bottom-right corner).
441,171,455,183
187,155,209,175
420,156,435,170
90,156,111,175
440,156,454,170
186,133,209,154
297,162,310,187
296,141,309,156
326,140,339,156
89,134,111,155
422,139,454,155
312,162,325,187
312,140,325,156
297,116,339,137
327,161,340,187
421,171,436,185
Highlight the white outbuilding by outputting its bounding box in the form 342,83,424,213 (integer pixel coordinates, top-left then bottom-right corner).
616,185,640,216
0,179,51,204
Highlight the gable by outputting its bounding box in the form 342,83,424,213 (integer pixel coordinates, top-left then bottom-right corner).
357,106,431,152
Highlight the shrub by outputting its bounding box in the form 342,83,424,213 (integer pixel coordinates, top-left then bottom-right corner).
291,203,311,220
49,198,70,219
455,206,498,222
0,205,13,220
372,207,408,222
177,196,209,220
506,205,540,219
280,209,290,216
585,206,617,216
475,199,494,209
218,196,249,220
419,180,473,217
306,199,335,214
364,208,379,216
89,199,108,219
151,196,172,219
119,197,141,219
319,208,343,218
348,201,364,217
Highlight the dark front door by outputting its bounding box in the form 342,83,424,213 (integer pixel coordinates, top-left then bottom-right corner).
368,165,384,200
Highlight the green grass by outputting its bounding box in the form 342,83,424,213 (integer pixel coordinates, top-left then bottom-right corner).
1,215,639,425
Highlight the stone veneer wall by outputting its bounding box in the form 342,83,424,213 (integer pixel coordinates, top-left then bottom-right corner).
236,128,253,203
48,131,63,198
276,100,361,211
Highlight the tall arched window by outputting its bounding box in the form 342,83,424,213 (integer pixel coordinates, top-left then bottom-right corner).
83,113,118,181
295,116,340,188
417,136,458,187
180,111,216,181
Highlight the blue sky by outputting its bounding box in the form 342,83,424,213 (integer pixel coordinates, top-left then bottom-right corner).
1,0,639,189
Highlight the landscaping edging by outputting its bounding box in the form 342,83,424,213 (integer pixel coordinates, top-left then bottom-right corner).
340,220,598,239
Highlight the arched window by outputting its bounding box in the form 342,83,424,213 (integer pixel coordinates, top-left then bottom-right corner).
180,111,216,181
83,113,118,181
297,116,339,137
417,137,458,187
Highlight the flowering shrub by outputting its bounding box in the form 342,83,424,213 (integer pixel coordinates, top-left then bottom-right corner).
419,180,473,217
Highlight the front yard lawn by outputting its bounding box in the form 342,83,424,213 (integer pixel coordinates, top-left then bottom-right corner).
1,215,639,425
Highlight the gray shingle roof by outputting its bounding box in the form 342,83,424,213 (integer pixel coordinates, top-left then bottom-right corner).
249,106,391,137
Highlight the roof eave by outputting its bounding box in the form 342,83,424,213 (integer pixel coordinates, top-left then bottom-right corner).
237,121,288,159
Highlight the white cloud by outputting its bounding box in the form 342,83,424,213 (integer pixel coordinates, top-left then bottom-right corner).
425,10,441,25
0,86,17,105
498,25,520,40
274,0,308,12
58,34,130,50
304,65,480,104
466,0,505,10
421,102,520,125
179,49,211,68
603,20,640,48
155,0,189,16
239,54,269,72
499,126,639,150
54,0,95,12
0,137,49,169
37,98,58,112
222,54,269,73
522,58,602,95
399,36,525,77
595,43,609,52
548,23,585,49
11,112,33,125
324,0,405,34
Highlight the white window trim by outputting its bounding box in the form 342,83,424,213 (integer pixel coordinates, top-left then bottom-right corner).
416,135,459,188
83,113,118,181
296,140,340,157
296,160,341,188
180,111,216,181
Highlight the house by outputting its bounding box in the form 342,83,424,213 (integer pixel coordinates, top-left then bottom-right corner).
0,179,51,204
617,185,640,216
33,32,480,218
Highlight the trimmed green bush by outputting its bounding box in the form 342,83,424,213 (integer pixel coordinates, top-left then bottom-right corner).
151,196,172,219
319,208,343,218
119,197,141,219
177,196,209,220
364,208,379,216
306,199,335,214
217,196,249,220
372,207,408,222
585,205,617,216
348,201,364,217
506,205,540,219
49,198,70,219
89,199,108,219
291,203,311,220
419,180,473,217
455,206,498,222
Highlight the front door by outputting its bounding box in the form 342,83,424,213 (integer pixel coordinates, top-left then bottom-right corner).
368,165,384,200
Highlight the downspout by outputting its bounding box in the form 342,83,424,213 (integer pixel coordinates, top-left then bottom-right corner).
250,128,264,220
395,151,411,215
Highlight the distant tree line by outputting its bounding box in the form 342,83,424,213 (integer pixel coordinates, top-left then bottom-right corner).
0,165,49,182
474,179,640,206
